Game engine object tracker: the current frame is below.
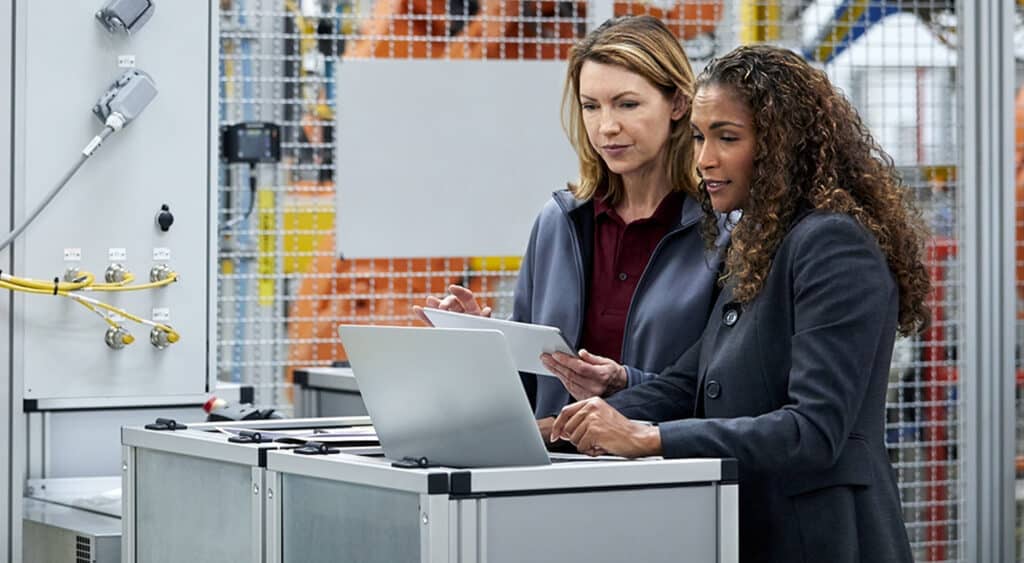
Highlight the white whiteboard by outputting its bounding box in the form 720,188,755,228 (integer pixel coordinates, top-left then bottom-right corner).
335,60,578,257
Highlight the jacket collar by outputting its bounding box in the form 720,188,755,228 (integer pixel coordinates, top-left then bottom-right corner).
552,188,704,230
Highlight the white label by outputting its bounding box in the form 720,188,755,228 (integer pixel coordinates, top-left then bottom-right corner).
117,54,136,68
108,248,127,261
63,248,82,261
152,308,171,322
152,247,171,261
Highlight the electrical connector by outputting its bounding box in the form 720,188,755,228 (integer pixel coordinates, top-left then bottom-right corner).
92,69,158,128
105,326,134,349
149,264,173,282
150,326,178,349
105,263,130,284
96,0,155,35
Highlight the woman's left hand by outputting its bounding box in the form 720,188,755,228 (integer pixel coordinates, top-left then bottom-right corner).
549,397,662,458
541,349,627,400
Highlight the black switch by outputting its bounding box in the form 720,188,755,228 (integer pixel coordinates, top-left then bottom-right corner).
156,204,174,232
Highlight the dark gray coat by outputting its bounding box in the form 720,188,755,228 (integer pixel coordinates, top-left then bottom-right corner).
512,189,721,418
607,212,914,563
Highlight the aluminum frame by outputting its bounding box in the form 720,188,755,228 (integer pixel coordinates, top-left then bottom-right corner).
121,416,372,563
265,450,738,563
960,1,1017,561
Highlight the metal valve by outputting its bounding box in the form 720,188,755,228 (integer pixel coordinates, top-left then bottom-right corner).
105,327,134,349
105,263,129,283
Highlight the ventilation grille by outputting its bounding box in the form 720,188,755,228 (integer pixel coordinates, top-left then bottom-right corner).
75,535,91,563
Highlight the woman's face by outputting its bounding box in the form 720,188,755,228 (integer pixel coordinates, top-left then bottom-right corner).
691,84,756,213
578,61,685,181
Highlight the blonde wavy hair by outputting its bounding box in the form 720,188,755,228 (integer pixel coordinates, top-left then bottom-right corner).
561,16,698,205
696,45,931,335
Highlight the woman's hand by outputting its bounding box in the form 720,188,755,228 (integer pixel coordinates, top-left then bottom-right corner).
413,284,492,325
541,349,627,400
550,397,662,458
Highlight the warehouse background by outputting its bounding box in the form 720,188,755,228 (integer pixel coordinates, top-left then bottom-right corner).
214,1,1019,560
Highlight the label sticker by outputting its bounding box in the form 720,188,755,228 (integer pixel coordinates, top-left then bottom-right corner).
152,308,171,322
108,248,127,261
63,248,82,261
118,54,136,68
153,247,171,261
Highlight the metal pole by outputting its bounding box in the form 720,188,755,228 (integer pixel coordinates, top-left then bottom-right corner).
961,0,1016,561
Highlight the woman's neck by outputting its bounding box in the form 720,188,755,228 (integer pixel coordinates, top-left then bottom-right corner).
617,170,672,223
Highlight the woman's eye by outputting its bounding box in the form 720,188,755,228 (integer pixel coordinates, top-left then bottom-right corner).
581,103,597,111
692,133,704,142
620,101,638,109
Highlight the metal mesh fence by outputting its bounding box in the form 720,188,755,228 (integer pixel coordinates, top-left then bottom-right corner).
217,1,964,560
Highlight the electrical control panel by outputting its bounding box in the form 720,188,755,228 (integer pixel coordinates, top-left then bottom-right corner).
8,1,215,406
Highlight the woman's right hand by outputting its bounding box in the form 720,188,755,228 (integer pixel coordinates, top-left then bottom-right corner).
413,284,492,325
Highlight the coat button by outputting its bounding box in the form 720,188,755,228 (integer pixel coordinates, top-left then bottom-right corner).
724,305,741,327
705,380,721,399
618,272,628,281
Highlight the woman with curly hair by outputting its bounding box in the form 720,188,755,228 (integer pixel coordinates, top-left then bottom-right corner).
547,45,928,562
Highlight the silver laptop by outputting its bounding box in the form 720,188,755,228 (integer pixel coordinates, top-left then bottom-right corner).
337,325,552,468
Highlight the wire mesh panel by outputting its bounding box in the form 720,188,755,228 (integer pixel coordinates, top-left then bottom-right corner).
217,1,965,560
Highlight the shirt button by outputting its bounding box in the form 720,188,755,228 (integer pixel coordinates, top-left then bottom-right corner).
618,272,628,281
705,380,721,399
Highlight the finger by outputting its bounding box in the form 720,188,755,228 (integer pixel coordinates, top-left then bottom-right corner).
567,410,595,447
561,399,600,444
412,305,433,326
575,425,601,455
481,306,492,318
448,285,483,315
550,400,587,441
578,349,613,365
552,352,603,374
424,296,442,308
438,295,465,313
542,354,576,380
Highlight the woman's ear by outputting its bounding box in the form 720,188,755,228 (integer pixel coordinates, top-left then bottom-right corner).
671,90,689,121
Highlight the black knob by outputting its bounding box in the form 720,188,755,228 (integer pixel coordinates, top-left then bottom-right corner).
156,204,174,232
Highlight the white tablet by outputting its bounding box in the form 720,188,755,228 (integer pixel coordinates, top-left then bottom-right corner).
420,308,575,377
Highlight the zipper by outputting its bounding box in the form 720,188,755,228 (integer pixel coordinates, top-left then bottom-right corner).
619,226,686,363
619,201,703,364
554,195,586,348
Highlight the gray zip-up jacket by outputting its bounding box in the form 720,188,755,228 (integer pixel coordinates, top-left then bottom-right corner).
512,189,722,418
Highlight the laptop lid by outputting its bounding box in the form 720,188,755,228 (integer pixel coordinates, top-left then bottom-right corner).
337,325,551,468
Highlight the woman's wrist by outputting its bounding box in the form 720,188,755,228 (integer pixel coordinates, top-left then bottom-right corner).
604,365,628,396
635,424,663,456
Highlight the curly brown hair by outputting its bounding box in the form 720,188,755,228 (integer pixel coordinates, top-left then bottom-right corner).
562,16,698,205
696,45,931,335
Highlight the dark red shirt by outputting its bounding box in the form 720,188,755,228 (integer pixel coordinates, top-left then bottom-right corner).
581,190,684,362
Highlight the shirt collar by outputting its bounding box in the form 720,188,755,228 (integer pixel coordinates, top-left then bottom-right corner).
594,189,685,226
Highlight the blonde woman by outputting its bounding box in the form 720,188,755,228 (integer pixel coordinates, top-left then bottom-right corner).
417,16,721,431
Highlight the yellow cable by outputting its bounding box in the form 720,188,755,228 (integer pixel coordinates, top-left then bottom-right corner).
88,272,178,292
89,271,136,290
70,293,180,343
1,271,95,292
0,279,179,344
